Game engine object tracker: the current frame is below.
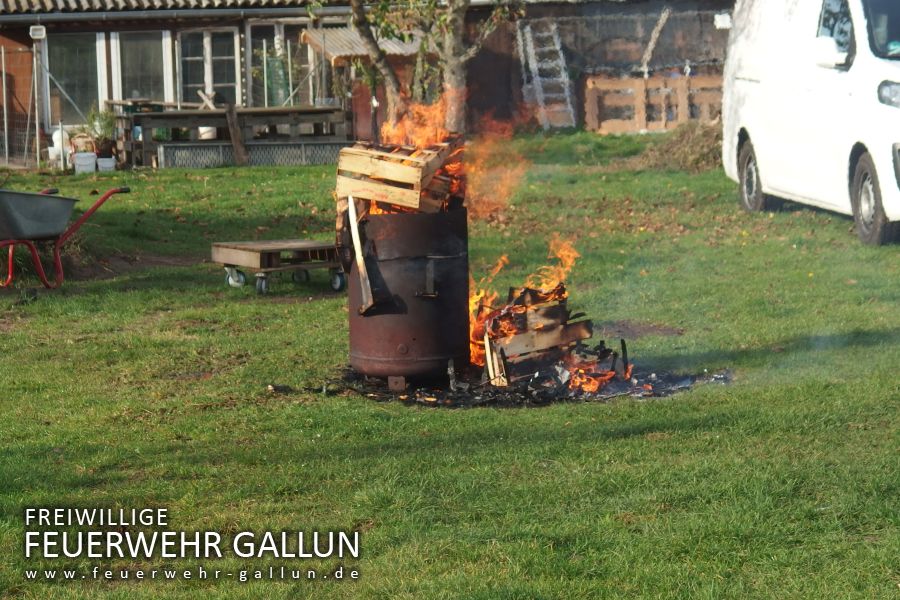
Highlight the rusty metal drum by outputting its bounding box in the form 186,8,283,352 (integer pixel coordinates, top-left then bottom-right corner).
348,209,470,378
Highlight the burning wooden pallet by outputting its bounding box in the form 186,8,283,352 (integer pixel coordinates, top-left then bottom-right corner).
478,283,628,391
335,138,464,213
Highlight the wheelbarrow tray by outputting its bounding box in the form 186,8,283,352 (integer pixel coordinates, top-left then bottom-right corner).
0,190,79,240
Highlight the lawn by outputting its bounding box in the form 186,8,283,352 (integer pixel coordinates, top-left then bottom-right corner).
0,132,898,599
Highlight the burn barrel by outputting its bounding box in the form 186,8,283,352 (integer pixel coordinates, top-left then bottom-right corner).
348,209,470,379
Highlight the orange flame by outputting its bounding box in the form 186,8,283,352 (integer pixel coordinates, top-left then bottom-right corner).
468,237,579,367
380,92,460,147
468,255,508,366
465,115,529,221
525,235,580,290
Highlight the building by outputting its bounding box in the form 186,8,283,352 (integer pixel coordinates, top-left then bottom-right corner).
0,0,734,165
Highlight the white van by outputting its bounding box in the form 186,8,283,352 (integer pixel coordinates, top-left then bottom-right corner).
722,0,900,244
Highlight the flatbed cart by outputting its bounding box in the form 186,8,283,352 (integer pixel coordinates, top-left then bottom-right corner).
0,187,130,289
211,239,347,295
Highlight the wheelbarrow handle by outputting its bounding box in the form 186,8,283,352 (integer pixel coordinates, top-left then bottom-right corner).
58,187,130,247
39,188,59,195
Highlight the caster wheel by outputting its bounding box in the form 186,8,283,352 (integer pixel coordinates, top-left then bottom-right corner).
255,276,269,295
226,269,247,288
330,271,347,292
292,269,311,284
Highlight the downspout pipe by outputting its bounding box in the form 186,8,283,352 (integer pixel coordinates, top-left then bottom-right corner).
0,6,351,26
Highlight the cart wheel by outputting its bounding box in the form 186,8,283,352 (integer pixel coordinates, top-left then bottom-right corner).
292,269,311,284
225,268,247,288
256,276,269,295
330,270,347,292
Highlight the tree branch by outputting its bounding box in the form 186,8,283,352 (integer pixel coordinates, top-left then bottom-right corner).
350,0,405,119
461,3,516,63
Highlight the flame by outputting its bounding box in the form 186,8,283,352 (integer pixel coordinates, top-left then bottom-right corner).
465,115,529,221
524,235,580,290
468,255,508,366
380,91,462,147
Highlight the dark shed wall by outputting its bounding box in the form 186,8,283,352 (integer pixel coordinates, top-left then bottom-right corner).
466,0,734,128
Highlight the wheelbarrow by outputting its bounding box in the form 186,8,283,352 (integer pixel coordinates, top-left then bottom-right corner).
0,186,130,289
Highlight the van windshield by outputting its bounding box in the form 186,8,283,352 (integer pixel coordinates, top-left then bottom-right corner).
863,0,900,58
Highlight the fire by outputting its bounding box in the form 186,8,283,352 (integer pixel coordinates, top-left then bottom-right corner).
380,91,460,147
378,93,528,222
525,235,580,290
468,237,579,367
465,115,529,221
468,255,508,366
565,355,631,394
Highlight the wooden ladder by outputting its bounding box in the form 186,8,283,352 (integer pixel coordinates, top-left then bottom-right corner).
516,20,576,130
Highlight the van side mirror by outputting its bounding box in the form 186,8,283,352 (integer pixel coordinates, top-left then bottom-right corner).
813,36,849,68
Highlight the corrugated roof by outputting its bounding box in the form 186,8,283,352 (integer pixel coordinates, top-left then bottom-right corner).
302,27,425,66
0,0,307,14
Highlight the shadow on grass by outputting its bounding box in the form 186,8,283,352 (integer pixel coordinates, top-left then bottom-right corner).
0,406,744,502
638,328,900,373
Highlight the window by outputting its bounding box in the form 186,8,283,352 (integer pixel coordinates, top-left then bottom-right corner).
47,33,99,124
119,32,166,101
179,30,239,106
818,0,854,53
247,23,313,107
862,0,900,58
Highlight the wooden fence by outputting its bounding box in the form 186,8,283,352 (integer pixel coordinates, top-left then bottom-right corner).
584,74,722,134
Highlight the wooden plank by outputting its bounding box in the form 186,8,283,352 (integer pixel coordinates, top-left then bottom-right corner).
335,175,421,209
526,301,570,330
211,246,265,270
337,152,424,185
225,103,250,166
634,78,647,131
675,77,690,124
584,87,600,132
341,146,429,165
213,240,335,252
348,197,375,314
599,119,637,135
496,321,593,357
599,93,637,108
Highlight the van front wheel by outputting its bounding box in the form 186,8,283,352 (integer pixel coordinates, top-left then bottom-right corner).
852,153,898,245
738,141,774,212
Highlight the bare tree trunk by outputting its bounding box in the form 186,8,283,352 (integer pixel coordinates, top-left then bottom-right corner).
443,59,467,133
350,0,405,124
442,0,470,133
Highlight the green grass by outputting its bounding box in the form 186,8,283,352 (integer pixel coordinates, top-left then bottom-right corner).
0,133,898,599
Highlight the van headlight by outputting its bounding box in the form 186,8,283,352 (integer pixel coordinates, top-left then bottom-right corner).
878,81,900,107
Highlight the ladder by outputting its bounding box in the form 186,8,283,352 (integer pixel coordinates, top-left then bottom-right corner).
516,20,576,130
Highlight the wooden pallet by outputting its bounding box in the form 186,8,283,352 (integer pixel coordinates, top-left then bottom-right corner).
335,140,461,212
211,239,341,273
212,239,346,294
584,74,723,134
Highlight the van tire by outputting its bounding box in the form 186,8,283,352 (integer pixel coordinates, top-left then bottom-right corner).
851,152,898,245
738,141,775,212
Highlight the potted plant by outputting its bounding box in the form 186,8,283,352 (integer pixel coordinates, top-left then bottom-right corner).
84,105,118,171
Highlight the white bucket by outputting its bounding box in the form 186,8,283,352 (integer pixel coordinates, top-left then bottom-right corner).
73,152,97,174
199,126,217,140
97,157,117,172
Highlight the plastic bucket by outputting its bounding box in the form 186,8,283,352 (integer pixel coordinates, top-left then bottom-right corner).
97,157,116,172
73,152,97,174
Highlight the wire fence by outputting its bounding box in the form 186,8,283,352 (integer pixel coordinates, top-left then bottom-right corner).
1,46,40,168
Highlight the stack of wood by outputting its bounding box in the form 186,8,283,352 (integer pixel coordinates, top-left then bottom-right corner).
335,137,465,214
334,136,465,315
480,284,595,387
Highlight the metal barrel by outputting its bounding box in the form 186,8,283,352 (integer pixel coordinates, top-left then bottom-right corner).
349,209,470,379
